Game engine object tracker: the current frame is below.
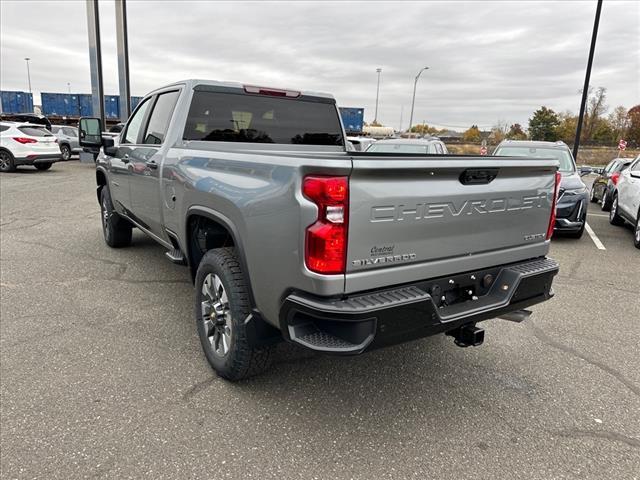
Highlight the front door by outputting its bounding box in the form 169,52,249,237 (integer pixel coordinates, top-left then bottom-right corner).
110,96,154,217
128,90,180,239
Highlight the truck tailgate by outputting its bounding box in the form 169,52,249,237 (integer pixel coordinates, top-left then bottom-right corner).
345,155,558,292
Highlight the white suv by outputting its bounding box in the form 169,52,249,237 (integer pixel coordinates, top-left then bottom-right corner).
609,155,640,249
0,122,62,172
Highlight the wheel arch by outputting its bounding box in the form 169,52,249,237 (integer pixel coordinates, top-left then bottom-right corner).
95,167,108,203
184,206,255,305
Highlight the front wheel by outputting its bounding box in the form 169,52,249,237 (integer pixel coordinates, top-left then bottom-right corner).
100,187,132,247
634,212,640,249
195,248,272,381
609,194,624,226
589,185,598,203
0,150,16,172
35,163,52,171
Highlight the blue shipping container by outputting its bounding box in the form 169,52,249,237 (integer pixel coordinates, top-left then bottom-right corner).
104,95,120,119
78,94,93,117
41,92,82,117
0,91,34,114
339,107,365,134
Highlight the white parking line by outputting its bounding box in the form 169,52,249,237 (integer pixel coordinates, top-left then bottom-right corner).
588,213,609,218
585,222,606,250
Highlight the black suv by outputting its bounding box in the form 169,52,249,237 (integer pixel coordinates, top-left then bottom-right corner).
494,140,589,238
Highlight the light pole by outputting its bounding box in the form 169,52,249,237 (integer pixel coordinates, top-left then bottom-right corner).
374,68,382,124
408,66,429,133
24,57,32,94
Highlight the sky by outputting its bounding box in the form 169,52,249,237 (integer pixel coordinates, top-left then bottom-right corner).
1,0,638,131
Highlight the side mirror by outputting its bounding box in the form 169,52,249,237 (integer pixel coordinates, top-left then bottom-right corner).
79,117,103,148
578,165,593,176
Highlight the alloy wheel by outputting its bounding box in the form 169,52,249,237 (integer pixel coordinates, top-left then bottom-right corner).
0,152,10,171
201,273,232,357
610,197,617,221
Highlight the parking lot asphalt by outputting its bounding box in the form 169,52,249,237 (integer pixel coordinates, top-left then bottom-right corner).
1,161,639,480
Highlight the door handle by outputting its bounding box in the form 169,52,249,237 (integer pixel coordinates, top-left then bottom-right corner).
146,160,158,169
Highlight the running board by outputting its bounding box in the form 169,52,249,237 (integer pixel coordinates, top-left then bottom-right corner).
165,248,186,265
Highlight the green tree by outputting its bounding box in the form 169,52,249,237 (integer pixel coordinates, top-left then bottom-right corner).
592,119,614,145
528,107,560,141
556,111,577,145
462,125,482,143
506,123,527,140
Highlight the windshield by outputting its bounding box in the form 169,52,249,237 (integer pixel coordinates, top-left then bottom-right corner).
367,143,429,154
494,146,575,172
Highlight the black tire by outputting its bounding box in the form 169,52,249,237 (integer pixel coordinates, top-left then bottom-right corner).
195,247,272,381
100,187,132,247
634,211,640,249
589,185,598,203
0,149,16,172
600,189,611,211
60,144,71,161
35,163,52,171
608,193,625,226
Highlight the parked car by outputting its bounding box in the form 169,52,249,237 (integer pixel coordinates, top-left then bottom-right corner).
78,79,559,380
493,140,588,238
365,137,449,154
50,125,81,161
0,121,61,172
590,157,634,211
608,155,640,248
346,136,375,152
108,123,125,133
0,113,52,130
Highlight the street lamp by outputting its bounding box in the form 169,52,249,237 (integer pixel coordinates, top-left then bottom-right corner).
408,66,429,133
24,57,32,94
374,68,382,124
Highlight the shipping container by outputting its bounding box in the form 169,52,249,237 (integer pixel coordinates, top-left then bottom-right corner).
0,91,34,114
339,107,365,134
41,92,82,117
104,95,120,119
78,94,93,117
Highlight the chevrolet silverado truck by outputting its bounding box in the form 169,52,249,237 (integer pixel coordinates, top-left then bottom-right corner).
79,79,560,380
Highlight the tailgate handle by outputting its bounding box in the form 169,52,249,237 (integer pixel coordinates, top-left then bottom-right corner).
459,168,498,185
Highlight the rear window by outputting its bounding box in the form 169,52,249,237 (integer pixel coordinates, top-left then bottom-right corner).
18,126,52,137
183,91,343,146
494,146,575,172
367,143,429,154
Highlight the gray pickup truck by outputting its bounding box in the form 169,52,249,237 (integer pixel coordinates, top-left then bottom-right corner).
79,79,560,380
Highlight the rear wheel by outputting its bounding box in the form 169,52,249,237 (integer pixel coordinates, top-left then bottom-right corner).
608,194,624,226
60,144,71,161
35,163,52,171
195,247,272,381
589,185,598,203
0,150,16,172
634,211,640,249
100,187,132,247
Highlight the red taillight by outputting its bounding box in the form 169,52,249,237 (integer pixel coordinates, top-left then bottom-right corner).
303,176,348,274
13,137,37,144
546,171,562,240
611,172,620,185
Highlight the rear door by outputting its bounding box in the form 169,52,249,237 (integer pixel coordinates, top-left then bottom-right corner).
345,155,558,292
128,89,180,237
